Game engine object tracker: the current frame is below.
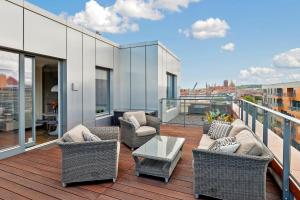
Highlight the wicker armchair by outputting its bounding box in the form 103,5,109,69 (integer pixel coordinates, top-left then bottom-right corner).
119,114,160,150
192,134,274,200
57,127,120,187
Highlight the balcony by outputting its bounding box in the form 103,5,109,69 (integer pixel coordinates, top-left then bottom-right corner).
274,92,283,98
272,103,284,110
289,106,300,111
0,124,281,199
287,89,296,98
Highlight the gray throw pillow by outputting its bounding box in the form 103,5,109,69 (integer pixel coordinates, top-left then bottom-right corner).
210,123,232,140
82,130,101,142
207,120,231,136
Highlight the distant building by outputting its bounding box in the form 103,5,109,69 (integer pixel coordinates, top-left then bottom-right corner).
262,82,300,145
224,80,228,87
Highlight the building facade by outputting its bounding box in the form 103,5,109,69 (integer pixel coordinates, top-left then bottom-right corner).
0,0,181,158
262,82,300,146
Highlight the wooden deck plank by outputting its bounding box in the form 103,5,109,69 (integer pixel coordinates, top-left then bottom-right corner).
0,125,281,200
0,187,29,200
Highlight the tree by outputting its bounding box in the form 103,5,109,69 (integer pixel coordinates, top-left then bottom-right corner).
243,95,256,103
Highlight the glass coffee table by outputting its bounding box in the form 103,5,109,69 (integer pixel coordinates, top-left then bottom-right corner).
132,135,185,182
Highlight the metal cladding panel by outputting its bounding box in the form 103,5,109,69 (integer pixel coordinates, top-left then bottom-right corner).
131,47,146,109
24,10,66,59
96,40,113,69
146,45,158,110
119,48,131,109
66,28,83,129
82,34,96,127
0,1,23,50
113,47,120,109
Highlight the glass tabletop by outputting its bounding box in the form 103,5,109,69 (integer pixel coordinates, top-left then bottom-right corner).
132,135,185,161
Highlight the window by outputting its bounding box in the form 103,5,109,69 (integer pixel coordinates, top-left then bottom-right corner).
167,73,176,99
96,67,110,115
166,73,177,109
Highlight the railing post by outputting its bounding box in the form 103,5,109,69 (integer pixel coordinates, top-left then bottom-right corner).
240,101,244,121
263,110,269,146
245,103,249,126
251,105,257,133
282,119,291,200
183,99,186,127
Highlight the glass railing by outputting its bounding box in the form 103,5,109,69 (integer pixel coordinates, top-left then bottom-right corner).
289,106,300,111
159,95,234,126
275,92,283,97
239,100,300,200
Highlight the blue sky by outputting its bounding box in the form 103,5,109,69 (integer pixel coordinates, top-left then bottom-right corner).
27,0,300,88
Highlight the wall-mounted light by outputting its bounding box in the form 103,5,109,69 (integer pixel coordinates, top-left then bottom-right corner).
72,83,79,91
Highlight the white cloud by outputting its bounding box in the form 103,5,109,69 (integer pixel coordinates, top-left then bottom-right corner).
114,0,163,20
153,0,200,12
180,18,230,39
273,48,300,68
65,0,199,34
238,66,300,85
221,42,235,52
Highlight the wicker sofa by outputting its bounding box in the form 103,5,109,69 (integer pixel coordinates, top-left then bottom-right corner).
192,119,274,200
58,126,120,187
119,111,160,150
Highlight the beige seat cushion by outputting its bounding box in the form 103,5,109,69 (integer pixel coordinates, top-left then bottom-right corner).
232,119,245,126
123,111,147,126
136,126,156,136
235,129,263,156
228,124,250,137
197,134,215,150
62,124,89,142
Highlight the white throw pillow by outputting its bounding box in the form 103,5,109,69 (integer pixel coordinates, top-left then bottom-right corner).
62,124,88,142
209,139,240,153
124,111,147,126
128,115,140,129
82,130,101,142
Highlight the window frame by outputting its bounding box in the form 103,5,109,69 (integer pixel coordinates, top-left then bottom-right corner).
95,66,111,117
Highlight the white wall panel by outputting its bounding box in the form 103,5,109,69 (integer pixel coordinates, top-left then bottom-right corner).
66,28,83,129
96,40,113,68
82,34,96,127
0,1,23,50
119,48,130,109
131,47,146,109
24,10,66,59
146,45,158,110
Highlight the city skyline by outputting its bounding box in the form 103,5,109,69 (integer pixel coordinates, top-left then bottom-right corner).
27,0,300,88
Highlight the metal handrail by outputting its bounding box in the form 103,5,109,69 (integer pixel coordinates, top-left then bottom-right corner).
241,99,300,126
240,99,299,199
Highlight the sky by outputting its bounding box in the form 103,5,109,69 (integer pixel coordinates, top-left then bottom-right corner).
27,0,300,88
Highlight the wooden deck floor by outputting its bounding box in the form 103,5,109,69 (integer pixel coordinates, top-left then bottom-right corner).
0,125,281,200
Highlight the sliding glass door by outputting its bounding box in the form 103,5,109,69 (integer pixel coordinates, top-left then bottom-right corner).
0,50,20,151
0,49,62,158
